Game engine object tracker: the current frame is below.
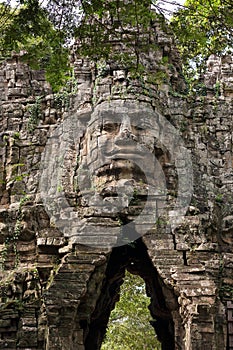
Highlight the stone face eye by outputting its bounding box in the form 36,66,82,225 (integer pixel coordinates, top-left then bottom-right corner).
134,125,144,132
103,122,119,133
133,125,145,135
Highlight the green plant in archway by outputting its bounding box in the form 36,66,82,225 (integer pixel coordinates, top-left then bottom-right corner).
101,271,161,350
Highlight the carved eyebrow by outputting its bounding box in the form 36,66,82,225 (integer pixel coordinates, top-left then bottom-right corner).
101,114,122,123
97,110,156,127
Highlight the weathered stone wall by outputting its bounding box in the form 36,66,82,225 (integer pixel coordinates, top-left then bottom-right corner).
0,22,232,350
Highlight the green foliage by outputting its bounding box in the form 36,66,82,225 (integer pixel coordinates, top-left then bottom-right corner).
0,1,168,89
219,284,233,299
1,0,232,92
0,1,13,58
27,96,43,132
76,0,158,66
215,193,223,203
0,195,29,270
101,271,161,350
53,72,79,109
0,0,70,91
214,81,221,97
171,0,233,77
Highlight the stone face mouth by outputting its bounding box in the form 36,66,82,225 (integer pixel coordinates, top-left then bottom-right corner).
94,159,147,183
107,148,146,159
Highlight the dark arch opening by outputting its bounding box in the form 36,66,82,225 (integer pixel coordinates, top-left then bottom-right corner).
82,239,179,350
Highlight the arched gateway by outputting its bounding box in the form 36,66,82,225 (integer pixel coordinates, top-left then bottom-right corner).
0,8,232,350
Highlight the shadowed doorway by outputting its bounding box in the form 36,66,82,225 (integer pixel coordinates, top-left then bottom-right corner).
82,239,180,350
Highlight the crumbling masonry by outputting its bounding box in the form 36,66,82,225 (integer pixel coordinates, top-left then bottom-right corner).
0,17,233,350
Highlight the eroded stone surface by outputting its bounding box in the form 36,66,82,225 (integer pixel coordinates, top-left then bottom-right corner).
0,17,233,350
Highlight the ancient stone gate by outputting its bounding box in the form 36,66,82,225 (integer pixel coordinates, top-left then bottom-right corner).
0,15,233,350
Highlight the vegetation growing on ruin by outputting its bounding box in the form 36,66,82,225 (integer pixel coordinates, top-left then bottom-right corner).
1,0,232,91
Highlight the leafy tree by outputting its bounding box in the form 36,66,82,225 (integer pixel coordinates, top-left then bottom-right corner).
1,0,232,92
171,0,233,75
101,271,161,350
0,0,180,90
0,1,15,58
0,0,70,91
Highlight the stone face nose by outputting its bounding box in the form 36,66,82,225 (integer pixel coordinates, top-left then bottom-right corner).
116,116,135,141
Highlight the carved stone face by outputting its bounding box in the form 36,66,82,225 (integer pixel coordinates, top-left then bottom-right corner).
78,100,166,202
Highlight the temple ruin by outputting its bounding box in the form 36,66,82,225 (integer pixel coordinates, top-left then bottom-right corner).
0,10,233,350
